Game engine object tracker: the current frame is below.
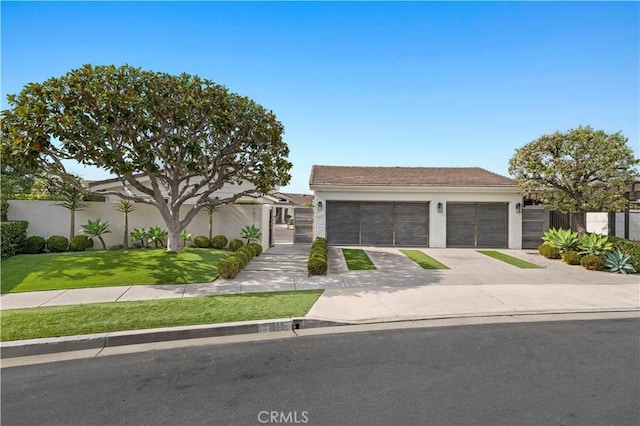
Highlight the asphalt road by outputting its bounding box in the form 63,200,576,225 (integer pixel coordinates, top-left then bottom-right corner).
2,318,639,426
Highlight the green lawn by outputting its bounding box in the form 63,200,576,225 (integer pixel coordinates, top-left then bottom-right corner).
1,248,230,294
1,290,323,341
342,249,376,270
400,250,449,269
477,250,543,269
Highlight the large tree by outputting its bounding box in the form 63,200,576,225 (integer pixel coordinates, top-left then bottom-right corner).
1,64,292,251
509,126,638,234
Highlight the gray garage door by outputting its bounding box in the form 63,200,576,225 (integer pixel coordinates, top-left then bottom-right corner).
325,201,429,246
446,202,508,248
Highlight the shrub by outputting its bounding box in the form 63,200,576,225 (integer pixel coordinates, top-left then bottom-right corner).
69,235,94,252
0,221,28,260
578,233,613,256
308,256,328,275
1,199,8,222
580,254,605,271
541,228,579,253
538,244,560,259
248,243,263,256
562,250,582,265
210,235,228,249
229,239,244,252
238,246,255,259
193,235,210,248
244,244,259,257
233,250,249,267
308,237,329,275
604,250,637,274
609,237,640,271
240,225,262,245
218,257,242,279
22,236,46,254
46,235,69,253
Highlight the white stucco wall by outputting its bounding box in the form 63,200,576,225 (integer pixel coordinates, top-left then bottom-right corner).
312,187,522,249
7,200,271,249
586,212,609,235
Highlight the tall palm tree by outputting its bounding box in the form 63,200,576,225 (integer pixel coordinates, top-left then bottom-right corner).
56,186,86,240
81,218,111,250
115,200,135,248
203,202,217,241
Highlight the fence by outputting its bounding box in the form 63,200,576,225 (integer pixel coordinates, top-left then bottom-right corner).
6,200,272,249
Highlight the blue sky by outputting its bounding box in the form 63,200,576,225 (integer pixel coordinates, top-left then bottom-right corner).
2,1,638,194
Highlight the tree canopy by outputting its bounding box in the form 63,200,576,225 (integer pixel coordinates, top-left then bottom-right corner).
508,125,638,233
1,64,292,250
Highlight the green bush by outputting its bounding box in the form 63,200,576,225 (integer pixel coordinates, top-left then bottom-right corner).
229,239,244,252
210,235,228,249
233,250,249,267
609,237,640,270
22,236,46,254
247,243,263,256
562,250,582,265
541,227,579,253
69,235,94,252
538,244,560,259
580,254,605,271
46,235,69,253
308,256,328,275
0,221,28,260
244,244,259,257
218,256,242,279
1,199,9,222
578,233,613,256
238,246,255,260
193,235,210,248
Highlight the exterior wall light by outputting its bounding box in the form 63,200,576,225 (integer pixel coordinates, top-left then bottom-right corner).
437,202,443,213
317,201,323,212
516,202,521,214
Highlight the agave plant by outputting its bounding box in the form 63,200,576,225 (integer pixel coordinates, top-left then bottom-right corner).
604,250,637,274
578,233,613,256
130,227,149,248
148,226,168,248
541,227,579,253
240,225,262,245
81,218,111,250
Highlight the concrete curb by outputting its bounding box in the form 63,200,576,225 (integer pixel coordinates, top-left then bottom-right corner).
1,318,343,359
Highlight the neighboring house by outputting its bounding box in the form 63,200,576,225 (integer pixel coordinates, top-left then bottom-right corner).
309,165,523,249
269,192,314,224
89,175,277,205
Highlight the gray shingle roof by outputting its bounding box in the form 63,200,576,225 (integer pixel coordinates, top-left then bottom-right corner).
309,165,515,187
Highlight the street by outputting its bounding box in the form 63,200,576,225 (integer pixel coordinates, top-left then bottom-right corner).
2,318,639,426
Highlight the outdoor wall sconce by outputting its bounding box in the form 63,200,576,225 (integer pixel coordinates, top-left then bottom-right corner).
516,202,521,214
317,201,323,212
437,202,443,213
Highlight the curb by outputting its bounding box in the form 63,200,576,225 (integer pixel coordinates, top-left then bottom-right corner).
0,318,346,359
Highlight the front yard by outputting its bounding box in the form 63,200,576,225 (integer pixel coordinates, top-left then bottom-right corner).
1,248,230,293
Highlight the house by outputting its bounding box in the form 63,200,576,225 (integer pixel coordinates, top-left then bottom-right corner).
269,192,314,224
309,165,523,249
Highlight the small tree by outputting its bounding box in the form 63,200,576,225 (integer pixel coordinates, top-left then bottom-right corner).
148,226,168,248
240,225,262,245
115,200,135,249
81,218,111,250
56,186,86,240
131,228,148,248
203,202,217,241
509,126,638,235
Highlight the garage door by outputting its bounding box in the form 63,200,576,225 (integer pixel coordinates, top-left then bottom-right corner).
446,203,508,248
325,201,429,246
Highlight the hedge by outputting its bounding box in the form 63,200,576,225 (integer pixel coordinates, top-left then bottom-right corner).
0,221,29,260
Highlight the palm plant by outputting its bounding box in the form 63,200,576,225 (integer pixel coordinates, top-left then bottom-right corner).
541,228,579,253
578,233,613,256
56,186,86,240
148,226,168,248
180,229,192,246
115,200,135,248
130,227,148,248
81,218,111,250
240,225,262,245
203,202,217,240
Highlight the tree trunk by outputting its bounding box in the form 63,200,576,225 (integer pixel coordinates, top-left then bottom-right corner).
166,226,184,252
70,209,75,240
98,236,107,250
208,213,213,241
123,213,129,249
575,211,587,237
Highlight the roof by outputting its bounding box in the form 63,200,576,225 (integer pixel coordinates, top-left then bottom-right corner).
271,192,313,205
309,166,516,187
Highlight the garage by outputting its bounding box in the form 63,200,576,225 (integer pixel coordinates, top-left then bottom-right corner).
326,201,429,246
446,202,508,248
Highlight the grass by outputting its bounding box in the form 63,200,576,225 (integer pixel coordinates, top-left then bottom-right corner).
342,249,377,270
477,250,543,269
400,250,449,269
1,248,231,294
0,290,323,341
